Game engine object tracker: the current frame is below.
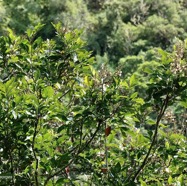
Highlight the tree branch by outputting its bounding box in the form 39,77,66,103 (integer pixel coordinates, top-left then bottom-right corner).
132,94,170,182
44,120,103,185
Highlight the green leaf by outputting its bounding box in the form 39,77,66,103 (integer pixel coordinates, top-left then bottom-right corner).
165,141,170,149
130,92,138,99
135,98,145,105
84,76,90,86
42,86,54,98
180,100,187,108
56,178,70,185
178,174,184,185
168,175,173,184
147,119,155,125
130,74,137,86
140,179,147,186
52,114,67,122
120,80,129,88
26,23,45,39
90,65,96,76
143,67,153,74
113,162,121,173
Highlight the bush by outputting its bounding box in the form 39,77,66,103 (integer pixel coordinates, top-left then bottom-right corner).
0,23,186,185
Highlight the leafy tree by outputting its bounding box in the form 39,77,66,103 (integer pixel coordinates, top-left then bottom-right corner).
0,23,187,186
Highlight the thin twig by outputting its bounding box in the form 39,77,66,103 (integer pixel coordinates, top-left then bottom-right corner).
9,148,15,186
32,118,39,186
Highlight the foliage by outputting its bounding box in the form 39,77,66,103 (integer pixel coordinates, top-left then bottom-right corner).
0,23,95,185
0,1,187,186
0,23,186,186
2,0,187,65
85,0,187,64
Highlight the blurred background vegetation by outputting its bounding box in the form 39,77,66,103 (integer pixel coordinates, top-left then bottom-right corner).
1,0,187,67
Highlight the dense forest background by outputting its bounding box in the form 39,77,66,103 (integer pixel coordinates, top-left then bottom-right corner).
2,0,187,66
0,0,187,185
